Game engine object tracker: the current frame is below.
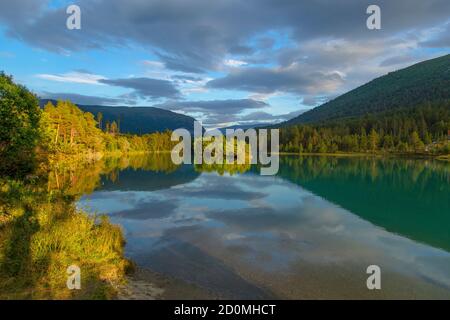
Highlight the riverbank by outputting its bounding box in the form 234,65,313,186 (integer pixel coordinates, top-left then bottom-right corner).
277,151,450,159
0,177,131,299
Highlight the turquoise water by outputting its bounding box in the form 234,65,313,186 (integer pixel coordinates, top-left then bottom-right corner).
78,155,450,299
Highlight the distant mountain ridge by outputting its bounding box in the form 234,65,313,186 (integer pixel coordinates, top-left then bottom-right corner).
215,123,267,134
283,54,450,126
39,99,197,134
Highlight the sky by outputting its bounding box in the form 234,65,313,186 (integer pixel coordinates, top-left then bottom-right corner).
0,0,449,128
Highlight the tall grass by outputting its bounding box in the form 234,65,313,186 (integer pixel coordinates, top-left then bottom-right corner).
0,178,130,299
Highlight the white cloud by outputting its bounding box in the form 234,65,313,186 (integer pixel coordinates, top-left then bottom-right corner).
224,59,247,67
142,60,165,69
248,92,280,102
36,71,106,85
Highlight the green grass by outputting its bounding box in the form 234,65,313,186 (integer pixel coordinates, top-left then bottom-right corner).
0,178,130,299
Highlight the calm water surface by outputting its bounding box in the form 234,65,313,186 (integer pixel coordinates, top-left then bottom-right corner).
77,155,450,299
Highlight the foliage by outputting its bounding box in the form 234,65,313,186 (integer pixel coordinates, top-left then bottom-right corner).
0,178,130,299
0,73,41,177
279,103,450,155
41,100,177,157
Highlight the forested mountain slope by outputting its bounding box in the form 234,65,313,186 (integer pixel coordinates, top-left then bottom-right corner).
284,54,450,125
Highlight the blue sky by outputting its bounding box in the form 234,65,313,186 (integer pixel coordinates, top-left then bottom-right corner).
0,0,449,128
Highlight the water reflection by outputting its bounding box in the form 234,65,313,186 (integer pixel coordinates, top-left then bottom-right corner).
278,156,450,252
76,154,450,299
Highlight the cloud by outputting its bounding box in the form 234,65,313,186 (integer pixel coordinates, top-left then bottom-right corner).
3,0,450,126
171,75,204,82
154,99,305,127
207,65,344,95
99,77,181,100
2,0,450,73
155,99,269,127
419,22,450,48
0,0,46,24
302,95,329,106
36,71,106,85
39,92,134,106
156,99,268,114
142,60,165,69
278,39,385,70
240,110,307,123
379,54,417,67
223,59,247,67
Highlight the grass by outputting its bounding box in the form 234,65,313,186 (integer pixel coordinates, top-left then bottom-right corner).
0,178,130,299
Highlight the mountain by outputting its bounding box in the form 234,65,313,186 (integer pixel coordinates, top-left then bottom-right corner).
283,54,450,126
39,99,197,134
215,123,267,134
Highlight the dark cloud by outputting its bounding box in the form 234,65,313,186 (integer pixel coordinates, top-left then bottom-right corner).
3,0,450,126
39,92,133,106
2,0,450,73
156,53,208,74
0,0,45,24
171,75,204,82
207,66,344,95
229,45,254,55
256,37,276,50
99,77,181,100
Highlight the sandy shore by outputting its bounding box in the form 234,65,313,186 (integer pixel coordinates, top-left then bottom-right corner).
117,268,221,300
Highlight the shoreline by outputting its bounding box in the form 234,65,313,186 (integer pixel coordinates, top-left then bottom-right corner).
276,151,450,160
118,268,221,300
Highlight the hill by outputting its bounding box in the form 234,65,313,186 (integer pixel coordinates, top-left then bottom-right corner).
39,99,197,134
284,54,450,125
215,123,267,134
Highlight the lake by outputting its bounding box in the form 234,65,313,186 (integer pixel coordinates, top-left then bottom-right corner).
76,154,450,299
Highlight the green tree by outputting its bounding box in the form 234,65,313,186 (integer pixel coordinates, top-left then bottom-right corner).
360,128,368,151
369,128,380,151
382,134,394,150
0,73,41,177
110,121,119,135
96,112,103,130
410,131,424,152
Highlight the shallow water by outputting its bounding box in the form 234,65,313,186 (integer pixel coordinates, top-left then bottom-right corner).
78,155,450,299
